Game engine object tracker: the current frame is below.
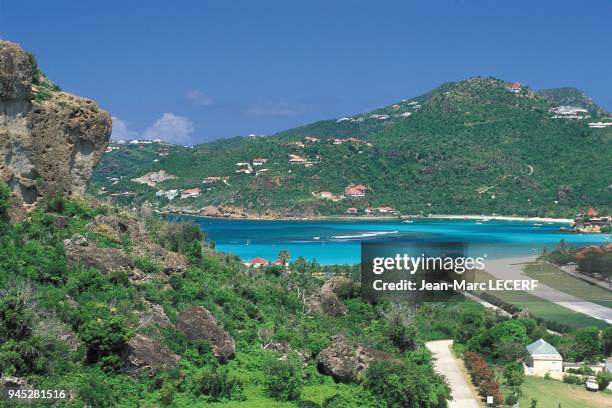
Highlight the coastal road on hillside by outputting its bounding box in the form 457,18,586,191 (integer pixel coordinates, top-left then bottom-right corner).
426,340,480,408
485,257,612,324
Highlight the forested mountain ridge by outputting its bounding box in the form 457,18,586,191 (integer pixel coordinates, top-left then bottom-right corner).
90,77,612,218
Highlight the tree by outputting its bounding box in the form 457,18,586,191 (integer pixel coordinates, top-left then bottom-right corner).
503,361,525,387
530,398,538,408
278,249,291,265
79,315,132,372
363,360,450,408
596,371,612,391
573,327,602,363
602,326,612,356
264,354,302,401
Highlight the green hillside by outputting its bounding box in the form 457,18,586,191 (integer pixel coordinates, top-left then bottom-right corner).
90,77,612,217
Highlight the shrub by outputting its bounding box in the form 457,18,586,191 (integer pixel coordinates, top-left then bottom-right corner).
562,374,583,385
193,365,245,402
363,360,450,408
79,315,132,372
264,354,303,401
596,371,612,390
78,370,116,408
156,221,204,254
0,182,10,217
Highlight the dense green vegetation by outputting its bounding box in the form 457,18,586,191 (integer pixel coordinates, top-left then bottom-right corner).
90,77,612,217
0,187,610,406
0,189,460,407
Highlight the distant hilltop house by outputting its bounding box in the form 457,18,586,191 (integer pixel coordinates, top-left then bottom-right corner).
235,162,253,174
252,158,268,166
158,148,169,157
571,207,611,233
288,154,316,167
132,170,177,187
365,206,398,214
345,184,366,198
332,137,364,145
203,176,228,184
524,339,563,379
550,106,590,120
156,189,179,200
588,121,612,128
288,141,305,148
508,82,522,93
180,188,201,199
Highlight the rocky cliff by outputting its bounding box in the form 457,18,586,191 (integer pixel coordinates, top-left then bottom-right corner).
0,40,111,215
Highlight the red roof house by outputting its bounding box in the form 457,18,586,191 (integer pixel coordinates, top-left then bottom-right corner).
587,207,599,217
288,154,307,164
247,257,269,268
346,207,358,214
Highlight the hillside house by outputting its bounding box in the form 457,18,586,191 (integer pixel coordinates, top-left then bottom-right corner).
245,257,269,268
589,122,612,128
288,141,305,148
305,136,320,143
345,184,366,198
252,158,268,166
317,191,334,199
288,154,307,164
332,139,344,145
346,207,358,214
158,148,169,157
524,339,563,379
180,188,201,199
156,189,179,200
378,206,398,214
365,207,376,214
508,82,522,93
550,106,590,119
572,207,611,233
203,176,222,184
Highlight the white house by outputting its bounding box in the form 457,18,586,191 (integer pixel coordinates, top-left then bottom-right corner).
524,339,563,379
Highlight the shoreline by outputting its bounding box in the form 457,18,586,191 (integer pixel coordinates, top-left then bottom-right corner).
159,209,573,224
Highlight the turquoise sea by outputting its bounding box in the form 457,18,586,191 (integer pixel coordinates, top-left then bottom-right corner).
172,216,611,265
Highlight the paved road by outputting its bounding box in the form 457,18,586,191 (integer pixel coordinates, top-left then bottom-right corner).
484,257,612,324
426,340,480,408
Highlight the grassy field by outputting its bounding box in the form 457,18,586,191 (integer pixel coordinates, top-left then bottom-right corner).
471,270,609,329
524,263,612,309
518,376,612,408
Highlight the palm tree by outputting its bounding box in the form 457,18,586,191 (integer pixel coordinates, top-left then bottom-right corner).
278,249,290,266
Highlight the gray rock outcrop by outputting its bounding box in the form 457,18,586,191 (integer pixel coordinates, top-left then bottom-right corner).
316,335,396,383
176,306,235,363
122,334,180,373
0,40,111,213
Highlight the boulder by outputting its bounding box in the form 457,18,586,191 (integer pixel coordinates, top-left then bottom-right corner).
316,335,395,383
122,334,180,373
321,276,356,299
87,214,188,274
63,235,147,282
138,299,171,329
176,306,235,362
0,40,111,212
265,341,310,367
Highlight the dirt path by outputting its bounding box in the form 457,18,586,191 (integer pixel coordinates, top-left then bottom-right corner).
426,340,480,408
484,257,612,324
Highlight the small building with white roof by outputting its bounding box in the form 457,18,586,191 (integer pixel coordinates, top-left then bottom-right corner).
524,339,563,379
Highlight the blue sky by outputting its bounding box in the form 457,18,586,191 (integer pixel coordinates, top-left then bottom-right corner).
1,0,611,145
